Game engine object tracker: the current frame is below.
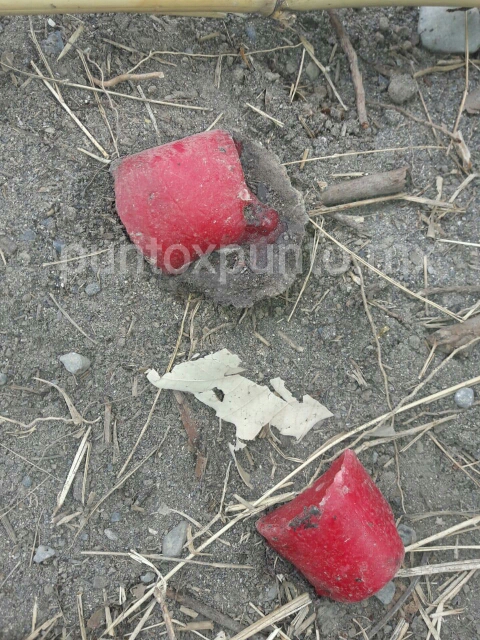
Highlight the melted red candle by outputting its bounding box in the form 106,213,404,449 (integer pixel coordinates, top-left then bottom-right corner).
111,130,282,273
256,450,405,603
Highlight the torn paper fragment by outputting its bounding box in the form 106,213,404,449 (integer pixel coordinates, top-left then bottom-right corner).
146,349,244,394
147,350,331,442
196,376,285,441
270,378,333,441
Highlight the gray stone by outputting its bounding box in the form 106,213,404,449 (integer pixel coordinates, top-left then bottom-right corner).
85,282,101,296
0,373,7,386
42,31,64,56
398,523,417,546
379,16,389,32
305,60,320,82
286,61,297,75
454,387,475,409
0,236,17,257
141,571,156,584
93,575,108,589
418,7,480,54
110,511,121,523
59,352,91,376
22,475,32,488
104,528,118,541
265,71,280,82
232,67,245,83
388,74,417,104
162,520,188,557
374,580,396,605
33,545,56,564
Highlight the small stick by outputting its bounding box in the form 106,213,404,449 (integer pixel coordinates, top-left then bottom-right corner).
53,427,91,516
92,71,164,87
319,167,407,207
288,230,320,322
438,238,480,249
327,10,368,128
48,293,97,345
245,103,284,128
154,585,177,640
277,330,304,352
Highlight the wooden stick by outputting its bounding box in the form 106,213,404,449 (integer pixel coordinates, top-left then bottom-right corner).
6,0,476,16
327,9,367,128
92,71,164,88
319,167,407,206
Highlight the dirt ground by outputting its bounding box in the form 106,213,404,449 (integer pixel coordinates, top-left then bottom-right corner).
1,7,480,640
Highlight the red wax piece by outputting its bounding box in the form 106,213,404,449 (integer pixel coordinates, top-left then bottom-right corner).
256,450,405,602
111,130,282,273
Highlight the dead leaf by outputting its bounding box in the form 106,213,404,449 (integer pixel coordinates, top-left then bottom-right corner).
228,442,253,489
464,86,480,115
147,350,332,442
87,607,105,630
0,52,14,74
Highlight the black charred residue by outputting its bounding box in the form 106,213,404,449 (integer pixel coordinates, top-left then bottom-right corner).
288,506,321,531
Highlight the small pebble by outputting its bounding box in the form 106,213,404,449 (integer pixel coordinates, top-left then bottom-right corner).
93,576,108,589
379,16,389,31
374,580,396,605
85,282,101,296
21,229,36,242
305,60,320,82
0,373,7,386
33,545,56,564
141,571,156,584
104,529,118,541
22,475,32,488
454,387,475,409
59,352,91,376
398,523,417,546
162,520,188,557
265,71,280,82
42,30,64,56
232,67,245,83
110,511,121,523
388,74,417,104
53,239,66,254
245,24,256,42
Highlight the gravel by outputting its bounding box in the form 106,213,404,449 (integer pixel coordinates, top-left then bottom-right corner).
162,520,189,557
33,545,56,564
85,282,101,296
0,373,7,386
388,74,417,104
398,523,417,546
104,529,119,541
374,580,396,605
454,387,475,409
59,352,91,376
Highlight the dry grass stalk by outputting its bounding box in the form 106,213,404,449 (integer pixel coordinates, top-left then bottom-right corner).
231,594,310,640
250,603,291,640
288,229,320,322
368,100,460,141
300,36,347,110
138,84,161,143
414,62,464,78
406,514,480,552
57,23,84,61
452,13,470,138
33,378,85,426
310,193,462,215
42,247,111,267
205,112,224,131
283,145,443,166
23,612,62,640
245,102,284,127
48,293,98,345
398,559,480,577
290,47,306,103
310,221,460,320
438,238,480,248
77,593,88,640
130,599,157,640
82,550,252,569
53,427,91,516
428,432,480,489
30,59,109,158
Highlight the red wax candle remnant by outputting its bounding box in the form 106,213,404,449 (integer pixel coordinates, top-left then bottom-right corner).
111,130,282,273
256,450,405,603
